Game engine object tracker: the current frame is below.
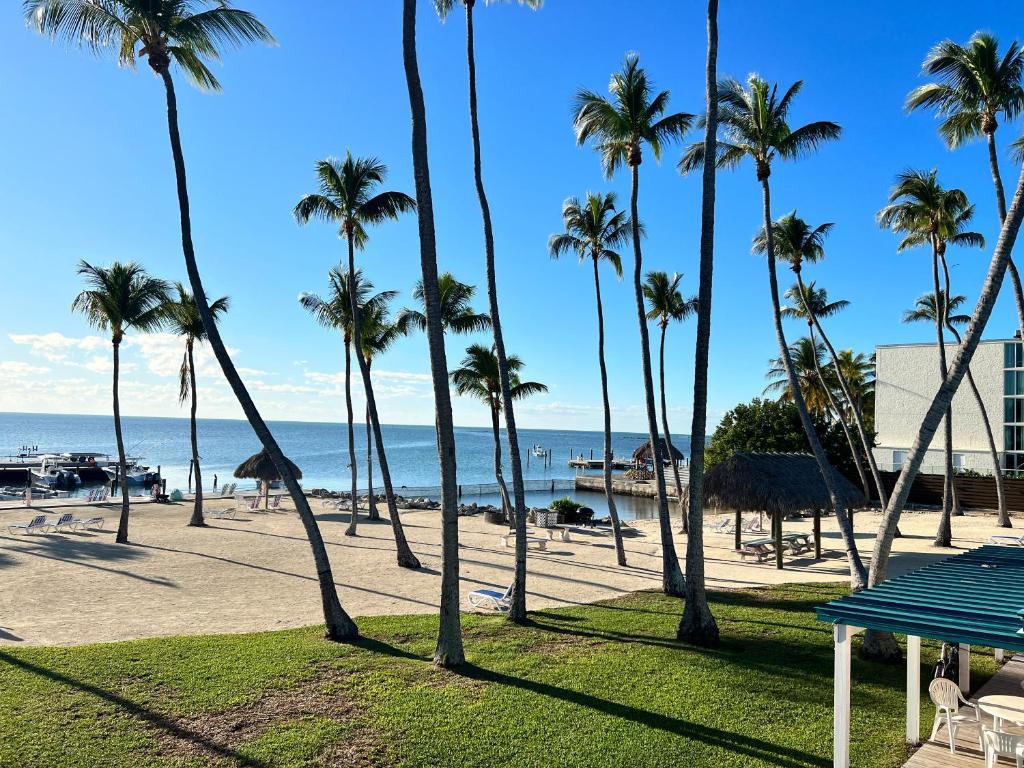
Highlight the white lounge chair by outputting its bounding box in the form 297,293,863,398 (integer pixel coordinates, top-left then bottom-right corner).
468,584,513,612
929,677,982,754
990,534,1024,547
8,515,51,535
982,728,1024,768
76,517,105,530
704,517,734,533
207,506,238,520
52,513,78,533
268,495,283,510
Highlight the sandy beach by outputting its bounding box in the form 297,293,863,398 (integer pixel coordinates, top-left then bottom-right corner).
0,496,1014,646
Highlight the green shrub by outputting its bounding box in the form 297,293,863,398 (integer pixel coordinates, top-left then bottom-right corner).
550,497,581,515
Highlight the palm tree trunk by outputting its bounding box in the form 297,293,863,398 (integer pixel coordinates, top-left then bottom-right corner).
869,163,1024,613
759,176,866,589
987,131,1024,335
112,336,131,543
343,337,358,537
657,322,687,531
366,405,379,521
157,68,357,641
930,245,955,546
347,236,420,568
808,325,868,507
186,339,204,527
403,0,464,667
630,163,685,597
592,257,626,566
678,0,720,646
464,1,529,622
939,254,1009,526
489,401,513,521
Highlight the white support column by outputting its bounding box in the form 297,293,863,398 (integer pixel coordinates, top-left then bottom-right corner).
906,635,921,745
996,648,1005,663
959,644,971,696
834,624,853,768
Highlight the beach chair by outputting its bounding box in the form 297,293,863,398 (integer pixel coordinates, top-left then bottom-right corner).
928,677,982,755
8,515,51,535
82,489,97,504
52,513,78,533
704,517,734,534
741,516,767,534
207,506,238,520
268,495,283,510
982,729,1024,768
76,517,105,531
468,584,513,612
990,534,1024,547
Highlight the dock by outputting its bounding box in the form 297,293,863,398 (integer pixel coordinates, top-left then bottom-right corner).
567,457,636,470
575,470,689,500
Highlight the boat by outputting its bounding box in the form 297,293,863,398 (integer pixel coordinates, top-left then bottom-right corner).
102,460,154,485
30,458,81,489
531,444,547,457
0,485,69,501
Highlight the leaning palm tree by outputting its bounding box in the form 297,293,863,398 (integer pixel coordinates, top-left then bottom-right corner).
549,192,630,567
299,269,397,533
904,291,1009,526
877,169,985,547
907,32,1024,330
294,153,419,570
396,273,491,337
573,53,693,597
680,74,865,588
71,261,168,544
164,283,229,527
764,336,833,417
403,0,464,666
643,271,697,527
25,0,358,641
433,0,541,625
451,344,547,533
679,0,721,646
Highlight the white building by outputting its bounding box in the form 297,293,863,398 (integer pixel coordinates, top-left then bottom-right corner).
873,338,1022,475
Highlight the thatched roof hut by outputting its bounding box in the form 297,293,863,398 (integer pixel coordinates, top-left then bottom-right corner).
702,451,862,516
234,448,300,509
632,439,685,463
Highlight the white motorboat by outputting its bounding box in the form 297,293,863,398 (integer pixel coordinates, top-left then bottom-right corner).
102,460,153,485
531,444,547,457
30,458,81,489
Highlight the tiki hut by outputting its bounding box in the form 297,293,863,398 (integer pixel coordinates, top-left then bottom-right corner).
701,452,864,568
632,439,686,467
234,448,301,509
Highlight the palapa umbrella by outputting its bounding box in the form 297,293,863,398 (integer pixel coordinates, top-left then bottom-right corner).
234,448,302,509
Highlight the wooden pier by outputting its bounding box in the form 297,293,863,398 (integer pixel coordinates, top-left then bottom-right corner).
567,457,636,470
575,470,689,499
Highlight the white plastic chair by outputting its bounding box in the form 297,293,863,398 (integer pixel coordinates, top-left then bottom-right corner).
983,728,1024,768
929,677,982,754
468,584,513,612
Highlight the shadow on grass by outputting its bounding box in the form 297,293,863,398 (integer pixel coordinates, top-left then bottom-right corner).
0,651,269,768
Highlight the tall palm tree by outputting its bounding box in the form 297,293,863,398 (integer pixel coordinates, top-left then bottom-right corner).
25,0,358,641
907,32,1024,330
451,344,547,535
403,0,464,666
877,169,984,546
573,53,693,597
904,291,1009,526
299,269,398,532
764,336,833,416
549,192,630,566
680,75,865,588
294,153,420,569
396,273,491,337
163,283,229,527
867,158,1024,665
755,214,887,510
433,0,541,624
71,261,168,543
642,270,697,527
679,0,720,646
781,282,870,500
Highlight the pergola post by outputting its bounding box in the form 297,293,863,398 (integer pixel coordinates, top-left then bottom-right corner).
996,648,1005,663
958,644,970,695
834,623,853,768
814,507,821,559
906,634,921,745
735,509,741,552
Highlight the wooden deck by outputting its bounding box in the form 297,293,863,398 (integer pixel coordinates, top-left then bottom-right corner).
905,656,1024,767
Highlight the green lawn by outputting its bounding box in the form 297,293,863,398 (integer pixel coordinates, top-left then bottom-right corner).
0,584,991,768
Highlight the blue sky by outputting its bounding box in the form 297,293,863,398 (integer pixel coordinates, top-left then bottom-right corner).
1,0,1021,433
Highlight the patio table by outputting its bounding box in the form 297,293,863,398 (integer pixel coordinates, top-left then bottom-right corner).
978,695,1024,729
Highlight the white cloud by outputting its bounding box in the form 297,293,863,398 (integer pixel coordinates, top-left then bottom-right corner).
0,360,50,377
9,332,107,361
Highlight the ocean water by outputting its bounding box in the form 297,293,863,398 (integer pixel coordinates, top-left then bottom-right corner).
0,412,691,520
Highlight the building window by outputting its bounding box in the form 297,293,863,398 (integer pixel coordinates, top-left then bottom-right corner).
1005,343,1024,474
952,453,964,470
892,450,907,470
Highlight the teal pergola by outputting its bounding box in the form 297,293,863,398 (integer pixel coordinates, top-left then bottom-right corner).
816,545,1024,767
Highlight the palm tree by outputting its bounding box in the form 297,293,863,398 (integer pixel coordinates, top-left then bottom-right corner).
25,0,358,641
642,271,697,527
294,153,420,569
904,291,1009,526
299,269,398,532
764,336,834,415
396,273,491,337
755,213,887,513
877,169,985,546
679,0,721,646
451,344,547,527
907,33,1024,331
403,0,464,666
867,159,1024,666
433,0,541,624
163,283,229,527
573,53,693,597
548,192,630,566
680,75,865,588
780,282,870,500
71,261,168,543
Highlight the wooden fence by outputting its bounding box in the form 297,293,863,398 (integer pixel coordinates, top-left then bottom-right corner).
863,470,1024,512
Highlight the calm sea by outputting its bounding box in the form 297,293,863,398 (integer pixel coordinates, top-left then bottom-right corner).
0,412,691,520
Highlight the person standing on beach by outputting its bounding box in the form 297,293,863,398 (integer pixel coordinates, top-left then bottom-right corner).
213,474,218,492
